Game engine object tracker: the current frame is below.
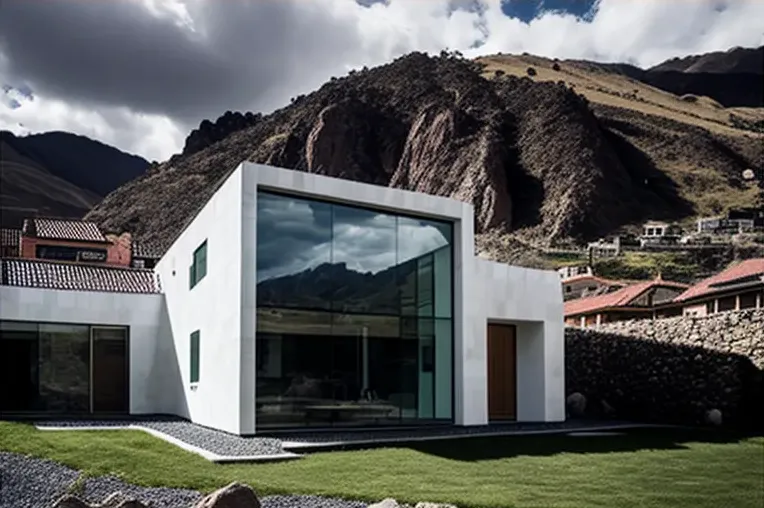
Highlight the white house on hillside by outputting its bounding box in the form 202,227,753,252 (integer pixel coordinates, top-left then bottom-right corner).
0,162,565,435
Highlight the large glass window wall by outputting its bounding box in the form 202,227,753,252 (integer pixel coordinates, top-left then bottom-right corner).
255,190,453,428
0,321,129,414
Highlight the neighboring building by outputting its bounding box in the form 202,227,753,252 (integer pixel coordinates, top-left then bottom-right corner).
639,221,683,247
0,162,565,435
675,258,764,317
557,265,591,279
20,218,131,266
696,216,754,235
587,237,620,258
561,274,625,302
564,276,688,327
728,208,764,230
0,228,20,258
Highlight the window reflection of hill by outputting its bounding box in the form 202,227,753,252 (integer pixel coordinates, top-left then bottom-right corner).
256,244,449,314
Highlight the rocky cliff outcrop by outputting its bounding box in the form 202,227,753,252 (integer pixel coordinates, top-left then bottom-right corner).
85,51,762,262
565,309,764,427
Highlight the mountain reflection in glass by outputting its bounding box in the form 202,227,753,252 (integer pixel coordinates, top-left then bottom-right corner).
255,190,453,428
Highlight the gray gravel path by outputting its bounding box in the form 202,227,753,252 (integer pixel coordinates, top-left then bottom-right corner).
0,452,369,508
272,419,637,444
34,417,284,457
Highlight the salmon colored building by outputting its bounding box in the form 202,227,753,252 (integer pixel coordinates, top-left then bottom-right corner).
564,276,689,327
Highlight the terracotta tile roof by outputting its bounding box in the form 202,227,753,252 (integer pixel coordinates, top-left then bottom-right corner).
132,241,163,259
562,274,625,286
23,218,107,243
564,278,689,316
674,258,764,303
1,228,20,248
1,258,161,294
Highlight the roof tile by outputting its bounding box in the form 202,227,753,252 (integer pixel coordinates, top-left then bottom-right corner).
1,258,161,294
1,228,20,248
132,241,163,259
23,218,107,243
565,278,688,316
674,258,764,302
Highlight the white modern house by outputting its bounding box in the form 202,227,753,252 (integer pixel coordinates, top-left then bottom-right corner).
0,162,565,435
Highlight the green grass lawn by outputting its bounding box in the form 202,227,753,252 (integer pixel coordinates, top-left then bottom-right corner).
1,422,762,508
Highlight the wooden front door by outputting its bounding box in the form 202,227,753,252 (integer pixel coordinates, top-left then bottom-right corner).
487,324,517,421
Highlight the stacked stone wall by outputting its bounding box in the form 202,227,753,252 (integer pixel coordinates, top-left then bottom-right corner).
565,309,764,427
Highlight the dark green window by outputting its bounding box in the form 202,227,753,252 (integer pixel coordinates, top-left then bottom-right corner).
190,330,200,383
189,240,208,289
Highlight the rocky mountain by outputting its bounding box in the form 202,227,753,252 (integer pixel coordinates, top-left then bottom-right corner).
649,46,763,74
594,46,764,108
86,49,763,267
0,131,149,228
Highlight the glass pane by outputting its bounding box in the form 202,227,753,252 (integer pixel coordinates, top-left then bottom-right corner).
190,331,200,383
38,324,90,413
397,217,452,317
256,308,332,336
434,318,452,419
195,242,207,281
433,246,452,318
256,192,333,310
92,327,128,413
331,314,399,339
417,255,434,317
0,321,40,412
331,204,398,315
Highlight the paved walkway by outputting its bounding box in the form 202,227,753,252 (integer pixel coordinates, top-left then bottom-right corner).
33,417,652,463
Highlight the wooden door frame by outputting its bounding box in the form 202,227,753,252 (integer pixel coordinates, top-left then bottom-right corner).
486,322,517,422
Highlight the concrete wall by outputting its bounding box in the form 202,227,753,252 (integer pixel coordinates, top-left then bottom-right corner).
0,286,176,415
473,258,566,422
155,168,250,435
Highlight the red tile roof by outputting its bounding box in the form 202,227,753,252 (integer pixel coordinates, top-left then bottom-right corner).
564,278,689,316
132,241,163,260
23,218,107,243
1,228,20,248
1,258,161,294
562,274,625,286
674,258,764,302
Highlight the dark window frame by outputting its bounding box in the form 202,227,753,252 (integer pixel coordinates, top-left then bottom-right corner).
190,240,208,289
190,330,200,383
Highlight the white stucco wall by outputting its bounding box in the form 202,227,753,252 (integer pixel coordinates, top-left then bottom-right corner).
154,161,566,432
154,168,249,435
0,286,175,415
473,259,566,422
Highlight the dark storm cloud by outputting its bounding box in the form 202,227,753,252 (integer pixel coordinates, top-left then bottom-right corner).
0,0,364,123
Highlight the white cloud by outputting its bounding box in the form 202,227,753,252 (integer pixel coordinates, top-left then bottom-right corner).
0,0,761,161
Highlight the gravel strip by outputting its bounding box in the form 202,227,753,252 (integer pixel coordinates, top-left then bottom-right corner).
270,419,637,444
0,452,79,508
0,452,369,508
34,417,284,457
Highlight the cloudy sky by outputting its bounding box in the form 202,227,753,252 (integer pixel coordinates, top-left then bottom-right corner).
1,0,762,162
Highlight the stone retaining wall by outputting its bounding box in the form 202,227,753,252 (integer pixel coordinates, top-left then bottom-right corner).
565,309,764,427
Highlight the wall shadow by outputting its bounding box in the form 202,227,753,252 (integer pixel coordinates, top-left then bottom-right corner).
405,426,757,462
566,328,764,431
